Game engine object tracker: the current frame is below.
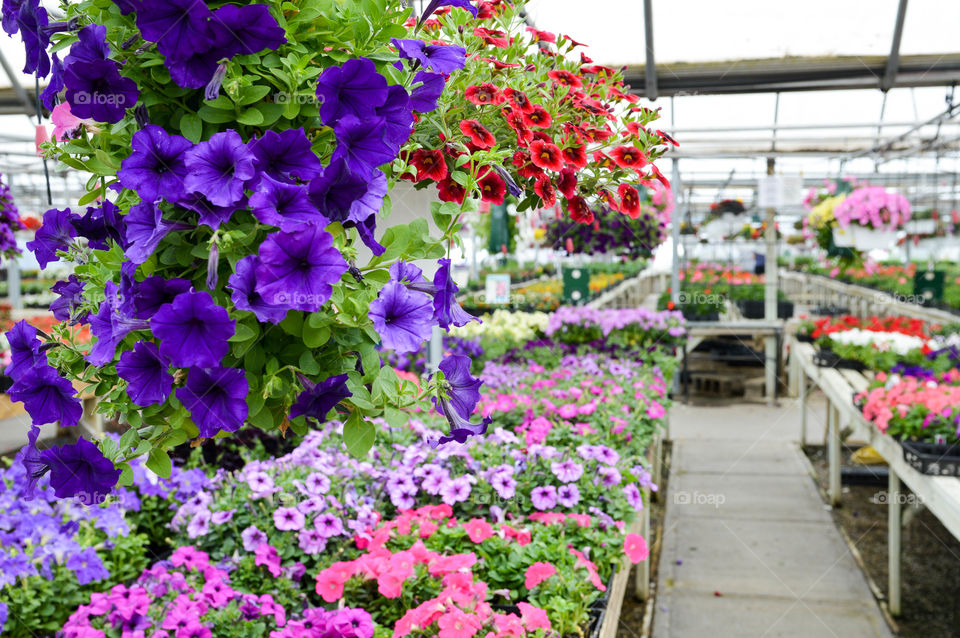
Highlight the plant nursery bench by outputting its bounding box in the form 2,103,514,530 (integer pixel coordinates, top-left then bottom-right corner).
790,338,960,617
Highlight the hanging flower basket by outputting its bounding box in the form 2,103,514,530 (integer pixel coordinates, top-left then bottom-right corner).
849,226,898,251
831,227,855,247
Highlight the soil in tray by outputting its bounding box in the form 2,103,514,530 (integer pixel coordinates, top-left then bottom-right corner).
805,445,960,637
618,441,671,637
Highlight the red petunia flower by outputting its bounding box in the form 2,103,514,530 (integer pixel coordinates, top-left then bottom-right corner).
529,140,564,172
611,145,647,168
504,88,534,113
557,168,578,198
512,150,543,180
523,105,552,128
581,126,613,142
534,177,556,207
580,52,594,64
599,189,617,210
592,151,615,170
474,27,511,48
548,70,583,89
650,163,671,189
465,83,503,106
562,144,587,169
437,177,466,204
619,184,641,218
526,27,556,43
562,35,588,48
411,149,448,182
656,129,680,147
479,57,521,69
476,1,497,19
478,168,506,205
459,119,496,149
530,131,552,144
502,108,533,144
567,196,594,224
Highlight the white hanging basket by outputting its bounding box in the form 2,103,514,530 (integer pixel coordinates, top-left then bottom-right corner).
850,226,898,250
832,227,855,247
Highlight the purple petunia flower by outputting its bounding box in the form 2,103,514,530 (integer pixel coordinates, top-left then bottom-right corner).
392,39,466,74
211,510,235,525
74,201,126,251
377,85,415,148
176,190,240,230
557,484,580,508
8,364,82,427
123,202,191,264
250,128,324,183
151,291,235,367
241,525,267,552
39,437,121,500
433,258,478,330
87,280,151,365
249,175,323,231
331,115,396,178
26,207,77,268
254,225,349,313
273,506,305,531
64,60,138,123
290,373,351,422
246,471,275,495
17,0,51,78
176,367,249,438
305,473,331,496
227,255,288,324
369,281,434,354
308,158,388,225
315,57,389,126
130,275,192,320
418,0,478,25
551,460,584,483
186,511,210,538
531,485,558,510
49,275,87,324
116,341,174,407
433,355,482,420
314,513,344,539
39,51,63,109
118,125,194,204
66,546,109,585
408,71,446,113
490,472,516,500
211,4,286,55
183,129,257,207
4,319,44,381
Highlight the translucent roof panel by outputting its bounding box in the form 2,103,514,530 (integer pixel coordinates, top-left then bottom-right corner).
525,0,960,66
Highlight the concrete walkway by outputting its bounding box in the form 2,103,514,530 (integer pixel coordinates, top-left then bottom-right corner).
652,400,893,638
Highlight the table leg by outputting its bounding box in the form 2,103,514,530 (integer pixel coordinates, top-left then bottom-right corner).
828,403,841,506
799,370,807,446
888,471,902,616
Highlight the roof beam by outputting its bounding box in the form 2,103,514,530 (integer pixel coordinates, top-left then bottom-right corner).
881,0,909,91
643,0,657,101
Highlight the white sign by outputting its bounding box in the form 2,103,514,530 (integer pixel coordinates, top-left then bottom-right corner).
758,175,803,209
485,274,511,305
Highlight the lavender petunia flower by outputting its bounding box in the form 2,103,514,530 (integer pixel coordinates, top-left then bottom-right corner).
254,225,349,313
624,483,644,511
116,341,174,406
241,525,267,552
39,437,121,499
315,57,389,126
290,373,351,422
298,528,327,555
314,513,344,538
598,466,622,487
551,460,584,483
531,485,558,510
250,128,324,183
151,291,235,368
26,208,77,268
118,125,193,204
249,175,323,231
176,366,249,438
369,281,434,354
273,506,305,531
490,472,516,499
183,130,257,207
66,546,109,585
557,484,580,508
439,476,472,505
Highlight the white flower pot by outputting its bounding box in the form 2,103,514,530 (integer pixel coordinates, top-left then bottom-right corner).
832,227,855,247
851,226,898,250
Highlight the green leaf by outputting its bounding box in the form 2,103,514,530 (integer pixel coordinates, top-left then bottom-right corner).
239,85,272,105
164,429,190,448
302,323,330,348
384,407,407,428
237,107,265,126
298,350,321,374
146,448,172,479
198,105,236,124
229,322,258,343
77,189,103,206
248,403,275,430
117,464,134,487
118,427,140,452
343,410,375,458
180,113,203,143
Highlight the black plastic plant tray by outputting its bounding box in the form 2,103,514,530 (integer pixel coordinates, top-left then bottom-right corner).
899,439,960,476
813,348,868,372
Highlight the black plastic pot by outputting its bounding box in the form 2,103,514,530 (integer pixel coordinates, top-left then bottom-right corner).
813,348,868,371
795,333,815,343
737,299,795,319
899,439,960,476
